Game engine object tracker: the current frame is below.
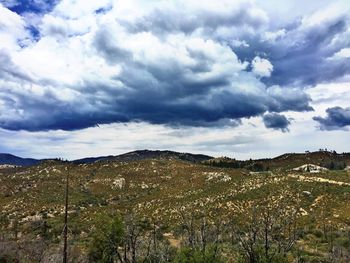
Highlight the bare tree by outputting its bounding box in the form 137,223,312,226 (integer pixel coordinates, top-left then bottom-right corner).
233,199,300,263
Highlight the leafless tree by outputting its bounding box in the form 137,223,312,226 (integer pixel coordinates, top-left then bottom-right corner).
233,199,300,263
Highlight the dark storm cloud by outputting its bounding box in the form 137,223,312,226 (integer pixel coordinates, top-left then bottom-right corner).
0,70,312,132
0,83,129,131
0,111,129,131
88,26,312,129
313,107,350,130
263,113,290,132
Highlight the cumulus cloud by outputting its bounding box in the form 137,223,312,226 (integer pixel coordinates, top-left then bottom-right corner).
262,29,286,42
267,86,313,112
263,113,290,132
0,3,29,49
313,106,350,130
232,7,350,86
251,56,273,77
120,0,268,35
0,0,348,133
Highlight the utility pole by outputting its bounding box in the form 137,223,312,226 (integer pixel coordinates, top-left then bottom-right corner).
63,167,69,263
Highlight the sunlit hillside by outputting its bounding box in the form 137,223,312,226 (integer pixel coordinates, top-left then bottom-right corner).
1,150,350,262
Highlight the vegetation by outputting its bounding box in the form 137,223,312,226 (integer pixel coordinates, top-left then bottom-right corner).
89,216,124,263
0,150,349,262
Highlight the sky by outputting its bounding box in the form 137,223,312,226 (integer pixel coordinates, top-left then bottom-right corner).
0,0,349,160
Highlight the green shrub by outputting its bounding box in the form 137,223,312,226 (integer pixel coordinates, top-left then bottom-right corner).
88,216,124,263
173,246,224,263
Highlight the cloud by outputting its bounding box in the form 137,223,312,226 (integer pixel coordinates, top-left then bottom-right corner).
0,0,59,14
0,3,30,49
332,48,350,59
313,106,350,130
262,29,286,42
0,0,20,8
232,10,350,86
263,113,290,132
121,0,268,35
0,0,347,132
267,86,313,112
251,56,273,77
0,50,33,81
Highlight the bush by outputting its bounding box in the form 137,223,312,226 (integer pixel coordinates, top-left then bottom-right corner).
173,246,224,263
88,216,124,263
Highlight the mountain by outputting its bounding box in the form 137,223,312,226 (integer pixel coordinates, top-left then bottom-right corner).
73,149,213,164
0,153,41,166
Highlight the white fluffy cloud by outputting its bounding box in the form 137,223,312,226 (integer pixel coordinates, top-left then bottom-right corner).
251,56,273,77
333,48,350,58
0,4,28,50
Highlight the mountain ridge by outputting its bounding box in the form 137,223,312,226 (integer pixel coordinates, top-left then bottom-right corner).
2,150,350,167
0,150,214,166
0,153,41,166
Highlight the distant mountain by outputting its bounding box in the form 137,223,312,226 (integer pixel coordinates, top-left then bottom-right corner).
0,153,41,166
73,150,213,164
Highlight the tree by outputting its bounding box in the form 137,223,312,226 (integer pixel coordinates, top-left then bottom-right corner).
89,216,124,263
176,210,223,262
233,198,300,263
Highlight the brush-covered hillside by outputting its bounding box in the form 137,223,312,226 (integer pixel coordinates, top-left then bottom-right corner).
0,150,350,262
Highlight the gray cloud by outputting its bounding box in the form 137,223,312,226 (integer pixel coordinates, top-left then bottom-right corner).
263,113,290,132
267,86,313,112
232,16,350,87
0,50,32,82
121,1,268,35
313,106,350,130
93,27,132,63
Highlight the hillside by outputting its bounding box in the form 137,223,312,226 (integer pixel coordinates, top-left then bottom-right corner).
0,151,350,262
0,150,213,167
205,150,350,171
73,150,213,164
0,153,41,166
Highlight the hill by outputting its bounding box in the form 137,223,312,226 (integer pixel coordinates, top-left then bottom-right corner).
0,153,41,166
205,150,350,171
73,149,213,164
0,150,213,167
